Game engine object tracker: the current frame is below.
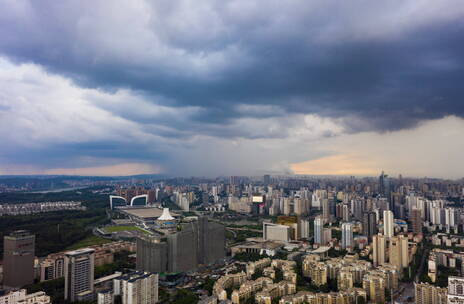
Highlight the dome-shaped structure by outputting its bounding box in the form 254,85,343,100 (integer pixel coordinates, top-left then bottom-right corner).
158,208,175,221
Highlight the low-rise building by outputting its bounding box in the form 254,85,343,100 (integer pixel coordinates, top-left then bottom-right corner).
213,272,247,301
279,289,366,304
0,290,51,304
97,290,114,304
231,277,273,304
246,258,271,277
230,241,283,257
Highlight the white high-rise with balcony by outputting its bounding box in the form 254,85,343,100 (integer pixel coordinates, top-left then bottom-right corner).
383,210,394,238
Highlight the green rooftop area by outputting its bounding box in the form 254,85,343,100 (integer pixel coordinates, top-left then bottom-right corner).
103,225,149,234
66,235,111,250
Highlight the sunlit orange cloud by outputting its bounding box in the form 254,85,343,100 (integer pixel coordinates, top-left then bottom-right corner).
291,154,379,176
44,162,162,176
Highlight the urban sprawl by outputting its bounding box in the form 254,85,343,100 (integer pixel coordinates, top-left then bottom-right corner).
1,173,464,304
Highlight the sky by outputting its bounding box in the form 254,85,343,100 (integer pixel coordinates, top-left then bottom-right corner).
0,0,463,178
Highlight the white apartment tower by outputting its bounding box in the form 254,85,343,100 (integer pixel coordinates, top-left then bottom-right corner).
314,217,324,245
341,222,353,250
114,271,159,304
383,210,394,238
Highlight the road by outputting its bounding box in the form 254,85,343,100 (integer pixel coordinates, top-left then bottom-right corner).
415,247,430,283
226,226,262,233
395,282,414,303
394,244,430,304
226,228,237,238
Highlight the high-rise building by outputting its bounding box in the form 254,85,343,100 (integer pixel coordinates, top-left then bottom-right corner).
136,237,168,273
298,218,311,239
166,222,198,272
322,199,330,222
40,254,65,282
363,273,385,304
414,282,447,304
338,270,354,291
3,230,35,288
335,203,343,219
411,207,423,234
362,212,377,240
263,175,271,185
263,222,291,242
383,210,394,238
323,228,332,245
293,198,309,216
314,217,324,245
372,234,386,266
444,207,457,230
114,271,158,304
197,216,226,266
341,222,353,250
389,235,409,271
303,262,328,287
379,171,392,208
136,217,225,273
64,248,95,302
342,204,350,222
351,200,364,220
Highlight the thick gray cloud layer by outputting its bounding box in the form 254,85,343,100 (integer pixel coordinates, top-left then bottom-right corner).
0,0,463,176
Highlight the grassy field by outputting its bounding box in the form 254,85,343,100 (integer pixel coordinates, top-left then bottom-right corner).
103,225,148,234
66,235,111,250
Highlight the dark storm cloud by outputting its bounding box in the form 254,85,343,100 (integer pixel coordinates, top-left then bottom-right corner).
1,0,464,176
1,0,464,135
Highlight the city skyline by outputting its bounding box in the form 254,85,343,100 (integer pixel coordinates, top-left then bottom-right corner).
1,165,464,303
2,2,464,303
1,1,464,178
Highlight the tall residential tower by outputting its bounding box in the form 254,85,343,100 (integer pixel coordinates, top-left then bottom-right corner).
64,248,95,302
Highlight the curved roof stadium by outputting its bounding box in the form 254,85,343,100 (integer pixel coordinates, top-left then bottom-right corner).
109,195,127,209
131,194,148,206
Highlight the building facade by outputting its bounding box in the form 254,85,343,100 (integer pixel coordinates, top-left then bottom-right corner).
0,290,51,304
389,235,409,271
136,217,225,273
362,212,377,240
383,210,394,238
372,234,386,266
3,230,35,288
448,276,464,304
341,222,353,250
64,248,95,302
114,271,158,304
414,282,447,304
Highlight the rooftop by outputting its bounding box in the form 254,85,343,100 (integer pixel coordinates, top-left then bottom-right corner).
65,247,95,256
310,246,331,254
121,207,179,219
233,240,282,250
